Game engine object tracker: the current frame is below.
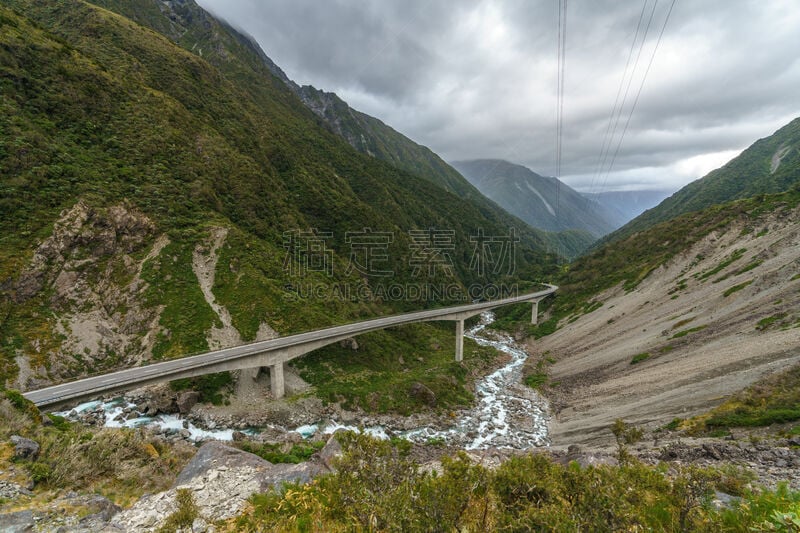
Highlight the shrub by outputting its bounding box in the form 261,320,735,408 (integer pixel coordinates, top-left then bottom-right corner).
157,488,199,533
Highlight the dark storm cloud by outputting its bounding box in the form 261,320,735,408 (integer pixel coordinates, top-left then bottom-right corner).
197,0,800,192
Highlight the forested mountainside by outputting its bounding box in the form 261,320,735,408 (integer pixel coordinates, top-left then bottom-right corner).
89,0,586,256
0,1,559,390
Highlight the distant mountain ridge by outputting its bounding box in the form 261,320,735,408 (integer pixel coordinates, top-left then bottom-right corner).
581,190,673,225
607,117,800,242
452,159,623,239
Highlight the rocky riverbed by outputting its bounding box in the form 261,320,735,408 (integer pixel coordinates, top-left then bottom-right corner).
55,312,551,450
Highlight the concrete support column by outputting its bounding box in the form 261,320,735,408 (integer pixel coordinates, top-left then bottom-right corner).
270,363,285,399
531,300,539,325
455,319,464,362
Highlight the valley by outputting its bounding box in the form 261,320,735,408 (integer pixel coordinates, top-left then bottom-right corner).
2,0,800,530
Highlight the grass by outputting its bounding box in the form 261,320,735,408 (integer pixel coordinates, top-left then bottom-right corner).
671,325,708,339
0,391,195,507
693,363,800,430
630,352,650,365
293,322,500,415
524,372,548,389
757,313,788,331
234,440,325,464
157,488,198,533
723,279,754,297
697,248,747,281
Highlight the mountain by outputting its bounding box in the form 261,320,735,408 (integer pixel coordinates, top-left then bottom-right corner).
527,188,800,444
451,159,622,239
581,189,673,225
607,117,800,242
84,0,588,259
88,0,501,202
0,0,560,392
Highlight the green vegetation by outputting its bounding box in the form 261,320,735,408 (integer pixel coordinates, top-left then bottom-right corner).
697,248,746,281
170,372,233,405
157,488,199,533
234,440,325,464
723,279,754,297
524,372,548,389
630,352,651,365
0,388,194,506
294,322,499,414
0,1,559,386
694,363,800,430
230,430,800,532
671,325,708,339
734,259,763,276
611,419,644,463
757,313,789,331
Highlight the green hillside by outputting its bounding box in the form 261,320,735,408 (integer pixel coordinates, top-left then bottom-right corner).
87,0,592,259
0,0,559,390
88,1,527,216
607,117,800,242
494,187,800,336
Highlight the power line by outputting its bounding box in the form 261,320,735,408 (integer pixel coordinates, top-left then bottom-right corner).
596,0,660,195
602,0,677,188
554,0,567,259
588,0,649,196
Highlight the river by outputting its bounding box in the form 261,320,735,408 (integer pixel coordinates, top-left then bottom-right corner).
56,312,550,450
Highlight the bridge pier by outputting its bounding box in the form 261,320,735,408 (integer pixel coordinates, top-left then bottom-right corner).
455,319,464,362
531,300,539,325
270,363,285,399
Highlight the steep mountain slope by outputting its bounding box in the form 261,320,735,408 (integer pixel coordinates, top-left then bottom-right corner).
88,0,505,202
88,0,589,259
0,1,559,392
608,117,800,242
582,189,672,225
522,190,800,444
452,159,621,239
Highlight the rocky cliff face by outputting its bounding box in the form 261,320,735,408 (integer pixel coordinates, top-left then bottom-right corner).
5,202,167,389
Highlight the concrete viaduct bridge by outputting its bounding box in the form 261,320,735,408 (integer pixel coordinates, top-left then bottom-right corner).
24,284,557,408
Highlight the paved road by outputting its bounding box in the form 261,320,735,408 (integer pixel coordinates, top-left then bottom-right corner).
23,284,556,407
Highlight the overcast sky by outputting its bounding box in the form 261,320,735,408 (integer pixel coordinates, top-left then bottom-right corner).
197,0,800,193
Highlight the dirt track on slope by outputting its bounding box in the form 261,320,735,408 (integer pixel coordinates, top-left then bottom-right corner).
528,206,800,446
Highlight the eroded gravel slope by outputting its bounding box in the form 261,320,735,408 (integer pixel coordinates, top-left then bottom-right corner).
531,206,800,445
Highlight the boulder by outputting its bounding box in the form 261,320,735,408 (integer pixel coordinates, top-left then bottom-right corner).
107,441,325,531
10,435,39,460
409,382,437,407
318,432,344,471
0,510,35,532
176,391,200,414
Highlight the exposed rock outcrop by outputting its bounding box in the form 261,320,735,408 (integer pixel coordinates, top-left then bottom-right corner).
105,440,329,532
7,201,168,388
10,435,39,461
